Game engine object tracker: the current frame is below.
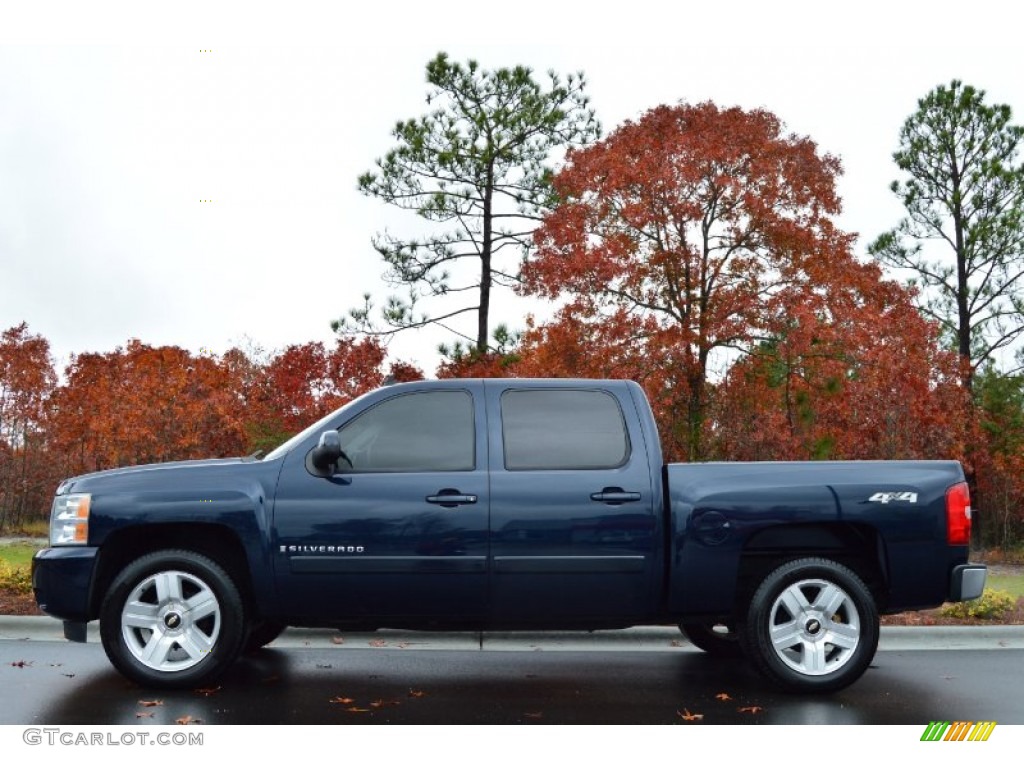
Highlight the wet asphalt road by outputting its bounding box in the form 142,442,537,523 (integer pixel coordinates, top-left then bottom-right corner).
2,623,1023,725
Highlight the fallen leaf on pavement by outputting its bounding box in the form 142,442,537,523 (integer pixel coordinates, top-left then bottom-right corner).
677,708,704,721
139,700,164,707
175,715,202,725
329,697,356,705
738,706,764,714
715,693,732,701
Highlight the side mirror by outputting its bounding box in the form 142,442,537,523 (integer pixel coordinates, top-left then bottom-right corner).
310,431,344,474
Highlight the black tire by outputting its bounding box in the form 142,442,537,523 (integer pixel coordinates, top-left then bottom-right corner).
99,549,246,689
680,621,744,658
244,620,287,653
740,557,879,693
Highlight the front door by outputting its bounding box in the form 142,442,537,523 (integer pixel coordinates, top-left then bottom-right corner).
272,384,489,625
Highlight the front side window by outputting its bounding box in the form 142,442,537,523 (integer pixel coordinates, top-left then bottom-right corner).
337,390,474,472
501,389,630,471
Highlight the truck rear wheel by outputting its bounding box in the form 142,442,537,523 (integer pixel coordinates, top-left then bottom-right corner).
99,549,246,689
741,557,879,693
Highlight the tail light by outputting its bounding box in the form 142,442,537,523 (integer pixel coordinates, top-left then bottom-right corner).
946,482,971,546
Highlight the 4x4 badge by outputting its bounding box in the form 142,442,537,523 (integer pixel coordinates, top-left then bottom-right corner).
869,492,918,504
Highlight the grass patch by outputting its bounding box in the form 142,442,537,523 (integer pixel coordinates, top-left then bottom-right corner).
0,543,39,569
988,572,1024,598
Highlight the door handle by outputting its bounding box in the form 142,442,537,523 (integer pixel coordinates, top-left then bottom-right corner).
590,487,641,505
426,489,478,508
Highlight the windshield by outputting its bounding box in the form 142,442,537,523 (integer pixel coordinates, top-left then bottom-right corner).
262,388,379,462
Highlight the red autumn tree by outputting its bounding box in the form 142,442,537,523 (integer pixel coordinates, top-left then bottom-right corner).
522,102,856,460
46,337,423,476
244,337,424,451
0,324,57,529
48,341,250,475
710,261,969,462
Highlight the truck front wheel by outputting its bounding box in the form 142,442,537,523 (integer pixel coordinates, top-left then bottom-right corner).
99,550,246,689
244,620,287,653
741,558,879,693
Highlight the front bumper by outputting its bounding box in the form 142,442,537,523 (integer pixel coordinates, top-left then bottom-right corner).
949,563,987,602
31,547,100,623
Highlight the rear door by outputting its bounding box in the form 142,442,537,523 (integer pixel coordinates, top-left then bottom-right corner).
485,381,658,625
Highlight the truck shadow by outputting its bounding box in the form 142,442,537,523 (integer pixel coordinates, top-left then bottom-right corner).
31,647,959,725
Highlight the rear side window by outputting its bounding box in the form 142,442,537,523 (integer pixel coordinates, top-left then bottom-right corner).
337,390,475,472
501,389,630,471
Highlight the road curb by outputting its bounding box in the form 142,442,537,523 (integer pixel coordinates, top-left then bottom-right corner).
3,615,1024,651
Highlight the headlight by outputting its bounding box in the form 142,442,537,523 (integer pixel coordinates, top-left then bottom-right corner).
50,493,91,545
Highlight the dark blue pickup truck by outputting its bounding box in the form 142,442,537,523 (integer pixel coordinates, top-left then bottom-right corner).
33,378,986,693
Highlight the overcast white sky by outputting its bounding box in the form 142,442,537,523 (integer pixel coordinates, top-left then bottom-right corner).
2,1,1022,375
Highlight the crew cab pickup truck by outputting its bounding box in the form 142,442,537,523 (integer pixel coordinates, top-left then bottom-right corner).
33,378,986,693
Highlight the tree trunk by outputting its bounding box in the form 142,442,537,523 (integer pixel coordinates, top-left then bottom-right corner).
478,168,494,355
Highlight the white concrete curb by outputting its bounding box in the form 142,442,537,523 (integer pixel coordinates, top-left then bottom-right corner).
3,616,1024,651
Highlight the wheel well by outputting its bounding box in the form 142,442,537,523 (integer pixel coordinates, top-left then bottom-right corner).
91,524,256,618
734,523,888,613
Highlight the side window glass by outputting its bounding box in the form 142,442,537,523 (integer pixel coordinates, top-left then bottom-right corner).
337,390,474,472
501,389,630,471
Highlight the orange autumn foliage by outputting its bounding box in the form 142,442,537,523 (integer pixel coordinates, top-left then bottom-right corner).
45,336,423,479
522,102,856,460
710,263,969,462
501,101,970,467
48,341,250,474
243,337,423,449
0,324,57,528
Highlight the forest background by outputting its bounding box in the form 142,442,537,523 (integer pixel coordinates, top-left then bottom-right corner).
3,46,1024,552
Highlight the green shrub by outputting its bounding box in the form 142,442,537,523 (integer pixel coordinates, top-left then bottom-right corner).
939,588,1016,620
0,562,32,595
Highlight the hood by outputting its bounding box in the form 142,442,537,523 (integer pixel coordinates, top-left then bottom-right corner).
57,457,252,495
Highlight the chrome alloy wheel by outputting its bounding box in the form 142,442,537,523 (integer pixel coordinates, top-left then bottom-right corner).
120,569,222,672
767,577,861,676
